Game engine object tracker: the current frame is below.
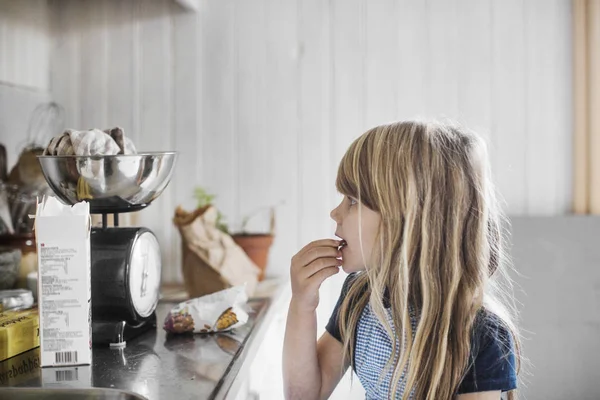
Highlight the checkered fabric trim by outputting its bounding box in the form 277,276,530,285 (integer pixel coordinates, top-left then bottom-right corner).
355,304,418,399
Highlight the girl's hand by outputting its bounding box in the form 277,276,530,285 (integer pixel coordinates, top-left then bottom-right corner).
290,239,342,313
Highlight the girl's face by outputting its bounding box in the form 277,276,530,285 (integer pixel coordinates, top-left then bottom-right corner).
330,195,381,273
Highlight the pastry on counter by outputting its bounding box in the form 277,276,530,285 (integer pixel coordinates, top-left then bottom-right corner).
164,286,249,335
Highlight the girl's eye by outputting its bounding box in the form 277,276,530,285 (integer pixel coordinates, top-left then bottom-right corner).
348,196,357,206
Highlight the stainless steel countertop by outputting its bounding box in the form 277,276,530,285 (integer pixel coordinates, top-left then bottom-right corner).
0,297,273,400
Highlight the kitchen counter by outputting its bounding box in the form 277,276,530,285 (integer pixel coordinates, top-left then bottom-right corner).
0,281,289,400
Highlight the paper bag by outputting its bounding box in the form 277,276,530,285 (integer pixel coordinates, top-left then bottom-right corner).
174,205,260,298
34,196,92,367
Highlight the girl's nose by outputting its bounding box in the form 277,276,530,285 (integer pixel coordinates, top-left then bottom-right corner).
330,206,340,223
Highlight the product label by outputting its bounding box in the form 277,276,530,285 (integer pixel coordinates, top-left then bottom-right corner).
35,198,92,367
37,239,91,366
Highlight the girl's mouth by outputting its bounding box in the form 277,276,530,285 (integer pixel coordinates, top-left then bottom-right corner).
338,240,347,251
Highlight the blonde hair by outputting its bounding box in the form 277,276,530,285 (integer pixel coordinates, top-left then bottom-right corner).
336,121,521,400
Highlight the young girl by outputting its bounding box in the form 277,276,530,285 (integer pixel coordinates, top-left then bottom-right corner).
283,121,520,400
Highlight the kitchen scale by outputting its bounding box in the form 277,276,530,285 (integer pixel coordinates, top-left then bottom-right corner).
37,152,177,347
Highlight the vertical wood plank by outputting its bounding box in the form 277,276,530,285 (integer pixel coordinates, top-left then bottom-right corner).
35,0,50,91
0,1,6,83
130,0,142,148
573,0,588,214
491,0,527,215
552,0,573,214
524,0,547,214
331,0,365,165
79,0,108,128
589,0,600,213
28,0,48,90
194,1,203,198
427,0,459,120
17,0,31,88
12,0,25,87
50,0,81,128
263,0,299,277
0,0,49,91
365,0,398,127
529,0,551,215
397,0,428,120
298,0,332,244
171,3,200,282
4,0,16,86
456,0,492,144
137,0,174,281
106,0,135,135
199,0,237,230
236,0,268,234
524,0,571,214
138,0,173,154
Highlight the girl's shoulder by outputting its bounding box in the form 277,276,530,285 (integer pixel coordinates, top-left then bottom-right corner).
325,273,365,343
472,309,516,350
458,309,518,394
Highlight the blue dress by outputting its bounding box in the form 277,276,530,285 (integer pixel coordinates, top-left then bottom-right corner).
326,274,518,399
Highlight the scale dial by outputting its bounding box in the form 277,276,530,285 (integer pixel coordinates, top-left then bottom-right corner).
128,231,162,318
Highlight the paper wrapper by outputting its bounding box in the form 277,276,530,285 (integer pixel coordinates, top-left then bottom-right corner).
163,286,250,334
173,205,260,298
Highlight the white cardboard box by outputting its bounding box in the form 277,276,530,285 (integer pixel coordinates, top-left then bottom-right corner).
35,196,92,367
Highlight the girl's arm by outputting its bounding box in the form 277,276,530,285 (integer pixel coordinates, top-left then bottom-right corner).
283,301,348,399
283,239,348,400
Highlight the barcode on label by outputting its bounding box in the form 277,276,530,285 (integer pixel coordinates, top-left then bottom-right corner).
56,369,78,382
55,351,78,364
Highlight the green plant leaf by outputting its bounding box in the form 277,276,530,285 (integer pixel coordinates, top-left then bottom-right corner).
194,186,230,233
193,186,216,208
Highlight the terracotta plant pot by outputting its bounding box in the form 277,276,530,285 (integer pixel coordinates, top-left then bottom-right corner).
231,234,274,281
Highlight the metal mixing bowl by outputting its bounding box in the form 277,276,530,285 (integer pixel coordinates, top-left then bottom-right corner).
37,152,177,214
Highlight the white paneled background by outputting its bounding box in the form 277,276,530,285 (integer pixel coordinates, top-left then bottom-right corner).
0,0,50,91
44,2,572,395
0,0,574,399
46,0,572,284
0,0,51,169
0,83,51,172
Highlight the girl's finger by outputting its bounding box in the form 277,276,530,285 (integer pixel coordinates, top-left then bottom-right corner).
300,256,342,280
296,239,340,259
307,266,340,288
297,246,341,268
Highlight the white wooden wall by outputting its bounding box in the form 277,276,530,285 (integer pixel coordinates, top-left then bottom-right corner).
0,0,52,169
47,0,572,285
0,0,50,91
0,84,51,170
0,1,573,398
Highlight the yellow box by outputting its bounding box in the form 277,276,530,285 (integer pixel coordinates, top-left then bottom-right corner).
0,308,40,363
0,348,40,387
